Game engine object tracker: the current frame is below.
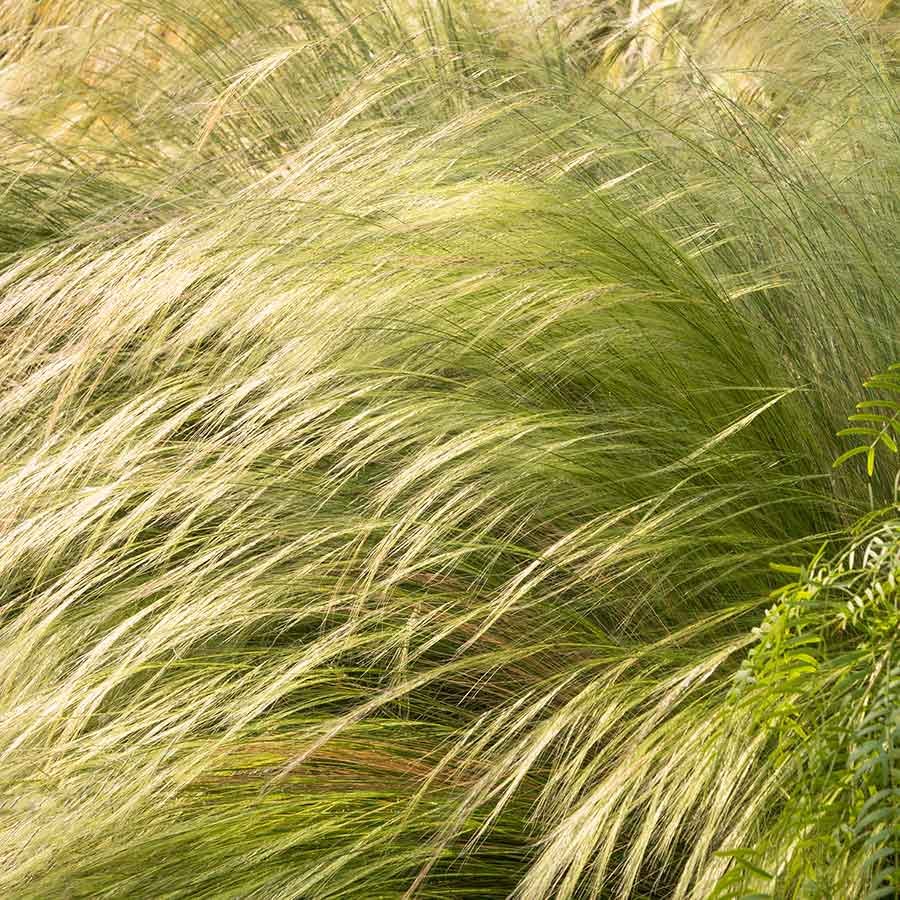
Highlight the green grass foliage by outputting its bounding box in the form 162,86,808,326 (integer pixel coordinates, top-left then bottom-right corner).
0,1,897,896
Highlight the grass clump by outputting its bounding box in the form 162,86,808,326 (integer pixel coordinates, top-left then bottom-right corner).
0,1,897,897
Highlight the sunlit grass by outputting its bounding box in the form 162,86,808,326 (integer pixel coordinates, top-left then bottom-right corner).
0,1,897,897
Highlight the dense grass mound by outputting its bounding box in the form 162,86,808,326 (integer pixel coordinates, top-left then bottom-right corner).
0,1,897,897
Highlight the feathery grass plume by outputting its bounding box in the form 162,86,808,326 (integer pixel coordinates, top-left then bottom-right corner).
0,0,897,896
